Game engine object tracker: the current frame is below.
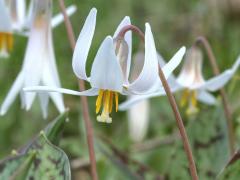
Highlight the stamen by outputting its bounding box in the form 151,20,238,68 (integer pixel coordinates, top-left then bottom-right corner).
103,90,111,115
0,32,13,53
109,92,113,113
115,92,119,112
96,89,104,113
180,89,190,107
95,90,119,123
191,91,197,108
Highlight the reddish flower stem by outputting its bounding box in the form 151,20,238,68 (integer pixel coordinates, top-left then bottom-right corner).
117,25,198,180
194,36,235,155
58,1,98,180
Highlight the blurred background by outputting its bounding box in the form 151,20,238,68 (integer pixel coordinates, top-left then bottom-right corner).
1,0,240,179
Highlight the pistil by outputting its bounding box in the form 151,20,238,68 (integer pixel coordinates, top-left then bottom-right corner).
96,89,119,123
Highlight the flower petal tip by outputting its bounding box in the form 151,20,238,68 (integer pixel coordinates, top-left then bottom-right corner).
91,7,97,14
0,108,6,116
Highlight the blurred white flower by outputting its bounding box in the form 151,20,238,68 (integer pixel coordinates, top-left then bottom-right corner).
0,0,13,58
128,98,150,142
5,0,26,32
25,8,185,123
119,47,240,115
4,0,76,34
127,51,150,142
0,0,65,118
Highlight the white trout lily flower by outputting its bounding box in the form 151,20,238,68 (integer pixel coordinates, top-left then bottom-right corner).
0,0,65,118
25,0,77,33
4,0,76,34
24,8,185,123
127,51,150,142
119,47,240,115
176,47,240,114
0,0,13,58
5,0,26,31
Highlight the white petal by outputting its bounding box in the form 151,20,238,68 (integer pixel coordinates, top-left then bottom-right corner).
0,0,12,32
72,8,97,80
119,90,166,111
113,16,132,83
198,56,240,91
38,93,49,119
162,47,186,79
42,59,65,114
22,31,44,110
51,5,77,28
128,99,150,142
127,23,159,94
12,0,26,30
90,36,124,92
119,84,183,110
0,72,24,115
197,90,216,105
17,0,26,25
24,0,33,29
24,86,99,96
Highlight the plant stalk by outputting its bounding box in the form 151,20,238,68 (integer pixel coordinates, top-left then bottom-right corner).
195,36,235,155
117,25,199,180
58,1,98,179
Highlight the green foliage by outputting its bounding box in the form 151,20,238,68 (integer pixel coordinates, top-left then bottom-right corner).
1,0,240,179
0,112,70,180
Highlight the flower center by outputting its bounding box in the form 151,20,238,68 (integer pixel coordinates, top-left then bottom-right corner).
96,89,119,123
180,89,199,115
0,32,13,57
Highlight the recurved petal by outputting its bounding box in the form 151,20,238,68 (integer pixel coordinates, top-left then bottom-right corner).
38,92,49,119
162,47,186,79
24,86,99,96
13,0,26,30
197,56,240,91
42,61,65,114
51,5,77,28
0,72,24,115
127,23,159,94
0,0,12,32
72,8,97,80
119,83,183,110
197,90,216,105
113,16,132,83
90,36,124,92
119,89,166,111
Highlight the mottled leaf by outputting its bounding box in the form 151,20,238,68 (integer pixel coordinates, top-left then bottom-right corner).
218,150,240,179
0,133,70,180
0,111,70,180
44,110,69,144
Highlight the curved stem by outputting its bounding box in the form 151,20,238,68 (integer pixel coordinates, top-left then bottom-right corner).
117,24,145,42
58,1,98,180
158,66,199,180
194,36,235,155
119,27,198,180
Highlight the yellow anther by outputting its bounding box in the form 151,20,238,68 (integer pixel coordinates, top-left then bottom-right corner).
96,89,104,113
180,89,199,116
103,90,111,114
191,91,197,108
109,92,113,113
0,32,13,52
95,89,119,123
115,92,119,112
180,89,190,107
